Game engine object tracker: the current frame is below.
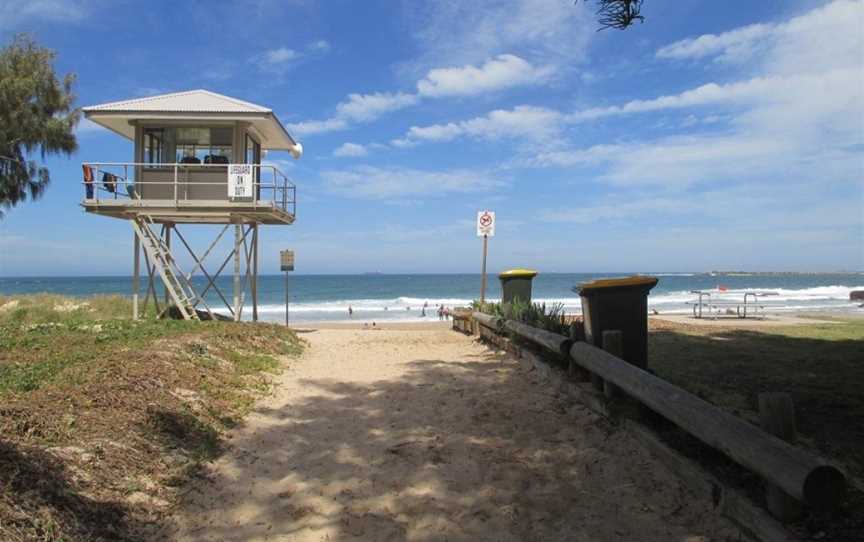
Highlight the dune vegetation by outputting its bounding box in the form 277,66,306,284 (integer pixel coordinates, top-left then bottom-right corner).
0,294,303,541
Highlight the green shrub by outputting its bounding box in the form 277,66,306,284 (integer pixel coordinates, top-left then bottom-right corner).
472,299,570,336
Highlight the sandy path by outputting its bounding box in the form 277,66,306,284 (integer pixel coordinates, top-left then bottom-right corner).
166,327,739,541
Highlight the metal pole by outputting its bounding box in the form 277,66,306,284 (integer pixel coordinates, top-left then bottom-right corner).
234,223,241,322
480,234,488,305
164,224,172,305
285,271,290,327
252,224,259,322
133,232,140,320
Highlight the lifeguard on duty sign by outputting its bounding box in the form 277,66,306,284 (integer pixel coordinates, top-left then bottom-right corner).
477,210,495,237
228,164,253,200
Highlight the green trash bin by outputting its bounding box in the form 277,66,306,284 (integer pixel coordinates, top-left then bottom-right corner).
577,276,658,370
499,268,538,306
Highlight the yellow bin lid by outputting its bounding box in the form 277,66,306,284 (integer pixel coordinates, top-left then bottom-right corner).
499,268,538,279
578,275,658,292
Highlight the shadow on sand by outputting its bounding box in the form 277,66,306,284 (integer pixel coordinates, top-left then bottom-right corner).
167,345,732,541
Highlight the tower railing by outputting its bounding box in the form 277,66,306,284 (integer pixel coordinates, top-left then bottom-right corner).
80,162,297,216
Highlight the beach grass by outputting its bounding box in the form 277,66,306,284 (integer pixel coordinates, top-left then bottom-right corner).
648,317,864,482
0,294,303,541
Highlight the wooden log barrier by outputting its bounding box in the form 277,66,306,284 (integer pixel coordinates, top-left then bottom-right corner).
453,316,466,333
569,341,846,510
601,330,622,399
472,311,501,330
759,392,803,522
503,319,572,357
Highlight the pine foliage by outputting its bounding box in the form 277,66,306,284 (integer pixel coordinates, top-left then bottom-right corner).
0,34,78,218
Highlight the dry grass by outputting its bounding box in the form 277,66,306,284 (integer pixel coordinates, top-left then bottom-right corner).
648,317,864,540
0,294,303,541
649,317,864,478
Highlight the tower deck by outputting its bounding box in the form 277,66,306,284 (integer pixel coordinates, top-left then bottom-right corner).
80,161,296,225
82,198,295,225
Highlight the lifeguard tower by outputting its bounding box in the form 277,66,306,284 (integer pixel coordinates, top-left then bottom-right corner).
80,90,302,321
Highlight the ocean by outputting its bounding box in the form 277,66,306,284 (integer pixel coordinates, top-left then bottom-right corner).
1,272,862,323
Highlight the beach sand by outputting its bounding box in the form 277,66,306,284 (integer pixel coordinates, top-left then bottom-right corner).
293,320,452,331
650,312,849,328
165,326,738,541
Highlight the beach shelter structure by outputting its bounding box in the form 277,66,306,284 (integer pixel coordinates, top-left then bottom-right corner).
80,90,302,321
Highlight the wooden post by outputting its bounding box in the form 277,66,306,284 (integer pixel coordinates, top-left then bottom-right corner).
233,223,241,322
132,232,140,320
251,224,259,322
569,341,846,509
568,321,590,382
601,330,623,399
758,392,802,521
479,234,488,306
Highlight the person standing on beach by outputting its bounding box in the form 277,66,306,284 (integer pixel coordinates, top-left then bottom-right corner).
437,305,444,321
348,305,353,318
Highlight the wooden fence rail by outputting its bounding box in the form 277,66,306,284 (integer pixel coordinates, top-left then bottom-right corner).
504,319,572,357
472,311,499,329
469,310,846,511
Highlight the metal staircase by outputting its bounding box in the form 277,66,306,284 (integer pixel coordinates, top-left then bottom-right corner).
131,216,211,320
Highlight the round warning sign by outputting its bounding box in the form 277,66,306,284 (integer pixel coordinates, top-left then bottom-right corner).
477,210,495,237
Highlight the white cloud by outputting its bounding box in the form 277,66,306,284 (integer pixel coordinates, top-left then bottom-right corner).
321,166,504,200
252,40,331,74
307,39,331,52
289,1,594,138
540,197,682,224
394,105,562,147
288,52,555,137
565,75,788,123
657,0,862,67
416,54,552,98
261,47,299,65
402,0,593,72
656,22,775,63
290,92,418,136
0,0,85,29
286,117,348,136
333,142,368,157
503,0,864,271
529,0,864,194
335,92,419,122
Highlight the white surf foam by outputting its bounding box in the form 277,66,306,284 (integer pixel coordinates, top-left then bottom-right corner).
250,285,863,322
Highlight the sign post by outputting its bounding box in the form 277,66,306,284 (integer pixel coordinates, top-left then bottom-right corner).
280,250,294,326
476,211,495,305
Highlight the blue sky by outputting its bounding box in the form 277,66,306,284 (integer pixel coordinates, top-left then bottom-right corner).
0,0,862,276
